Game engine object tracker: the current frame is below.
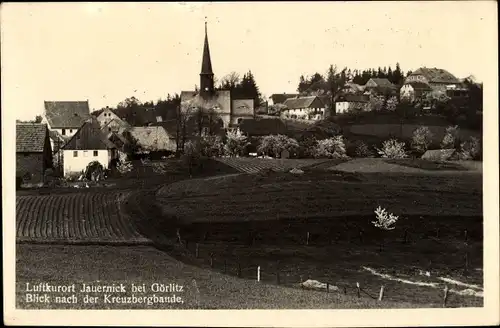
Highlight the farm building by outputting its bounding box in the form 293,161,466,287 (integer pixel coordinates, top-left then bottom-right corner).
281,96,326,121
341,82,365,94
268,93,299,106
96,107,131,133
180,22,254,128
16,123,53,184
128,125,177,154
42,101,92,146
400,67,466,101
335,95,370,114
364,78,397,96
61,119,117,176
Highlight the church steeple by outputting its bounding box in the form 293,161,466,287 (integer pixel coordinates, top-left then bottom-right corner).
200,20,214,97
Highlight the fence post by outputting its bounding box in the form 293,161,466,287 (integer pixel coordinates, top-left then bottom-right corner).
306,232,310,245
443,285,449,307
464,252,468,275
257,266,261,282
195,243,199,258
464,229,468,243
378,286,385,301
210,253,214,268
436,228,440,238
343,286,347,295
356,282,361,298
326,282,329,293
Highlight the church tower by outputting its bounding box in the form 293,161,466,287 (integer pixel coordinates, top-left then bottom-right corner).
200,21,215,98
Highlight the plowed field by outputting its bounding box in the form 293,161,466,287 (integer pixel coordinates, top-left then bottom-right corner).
16,192,149,244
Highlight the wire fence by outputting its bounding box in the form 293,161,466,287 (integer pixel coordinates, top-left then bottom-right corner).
175,230,481,307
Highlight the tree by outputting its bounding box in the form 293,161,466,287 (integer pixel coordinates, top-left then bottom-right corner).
219,72,241,89
257,134,299,158
239,70,261,109
224,129,250,157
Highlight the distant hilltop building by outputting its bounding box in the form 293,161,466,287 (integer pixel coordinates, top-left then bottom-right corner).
180,22,255,128
400,67,466,101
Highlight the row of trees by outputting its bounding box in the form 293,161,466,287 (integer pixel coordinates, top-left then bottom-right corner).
297,63,408,95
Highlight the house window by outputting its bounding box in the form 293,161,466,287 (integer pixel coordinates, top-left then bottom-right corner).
83,150,89,157
69,129,73,133
62,129,66,135
73,151,78,157
93,150,98,157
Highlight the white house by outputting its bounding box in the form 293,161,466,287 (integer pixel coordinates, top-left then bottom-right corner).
61,119,117,176
281,96,326,121
335,95,370,114
42,100,92,153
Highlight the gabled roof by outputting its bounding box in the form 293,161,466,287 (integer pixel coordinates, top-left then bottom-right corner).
180,90,231,110
336,94,370,103
128,126,174,151
269,93,299,104
16,123,49,153
283,96,324,109
239,118,287,136
410,67,460,84
44,101,91,128
404,81,433,90
63,118,116,150
366,78,394,88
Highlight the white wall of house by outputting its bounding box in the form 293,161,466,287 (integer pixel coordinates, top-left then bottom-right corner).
63,149,110,176
97,109,125,128
41,116,79,138
335,102,350,114
282,108,324,120
335,102,369,114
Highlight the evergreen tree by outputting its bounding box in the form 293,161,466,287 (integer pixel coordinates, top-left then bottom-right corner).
387,66,394,84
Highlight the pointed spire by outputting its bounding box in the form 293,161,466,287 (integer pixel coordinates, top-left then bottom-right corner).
201,18,213,75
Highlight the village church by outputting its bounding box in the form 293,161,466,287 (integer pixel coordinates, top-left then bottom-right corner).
180,22,255,129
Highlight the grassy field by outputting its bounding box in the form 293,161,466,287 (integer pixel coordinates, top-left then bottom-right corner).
15,158,484,308
152,167,483,307
16,244,422,309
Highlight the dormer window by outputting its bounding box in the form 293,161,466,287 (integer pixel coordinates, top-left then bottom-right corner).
62,129,66,135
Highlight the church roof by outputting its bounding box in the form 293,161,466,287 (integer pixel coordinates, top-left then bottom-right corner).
201,22,213,75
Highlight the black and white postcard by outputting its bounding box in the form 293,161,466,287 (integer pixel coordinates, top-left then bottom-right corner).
2,1,499,327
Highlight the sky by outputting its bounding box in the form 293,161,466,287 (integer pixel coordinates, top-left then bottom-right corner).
1,1,497,121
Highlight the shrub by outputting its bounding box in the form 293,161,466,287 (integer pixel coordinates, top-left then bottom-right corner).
368,95,385,112
354,141,374,158
84,161,106,181
257,134,299,158
312,135,348,159
377,139,408,159
200,135,225,157
224,129,250,157
411,126,434,153
458,136,481,160
441,125,460,149
385,96,398,112
297,136,317,158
